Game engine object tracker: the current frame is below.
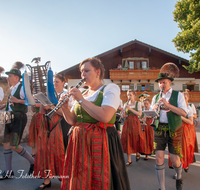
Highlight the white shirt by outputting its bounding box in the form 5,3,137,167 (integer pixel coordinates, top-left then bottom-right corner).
119,99,123,108
187,105,193,118
8,82,25,111
72,83,120,111
189,103,197,115
123,101,142,111
0,87,4,102
150,88,188,123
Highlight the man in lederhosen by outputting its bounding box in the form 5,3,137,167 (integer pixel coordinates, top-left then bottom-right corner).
151,63,188,190
0,64,34,180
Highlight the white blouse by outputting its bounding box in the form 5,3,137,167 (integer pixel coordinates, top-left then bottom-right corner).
72,83,120,111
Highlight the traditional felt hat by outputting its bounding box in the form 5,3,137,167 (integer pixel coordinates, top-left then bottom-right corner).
5,62,23,78
155,72,174,82
5,68,22,78
139,93,150,98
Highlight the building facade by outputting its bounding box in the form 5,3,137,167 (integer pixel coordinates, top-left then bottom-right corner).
59,40,200,107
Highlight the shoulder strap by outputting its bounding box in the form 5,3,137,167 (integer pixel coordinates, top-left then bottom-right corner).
135,101,138,111
155,93,160,103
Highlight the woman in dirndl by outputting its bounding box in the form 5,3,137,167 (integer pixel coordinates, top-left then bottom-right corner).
27,101,42,158
34,74,71,190
60,57,130,190
169,92,196,174
121,89,142,165
139,98,154,160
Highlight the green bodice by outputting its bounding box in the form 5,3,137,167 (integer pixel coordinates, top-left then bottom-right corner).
74,85,116,124
126,101,139,115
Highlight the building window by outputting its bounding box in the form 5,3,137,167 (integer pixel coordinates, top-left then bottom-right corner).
129,61,134,69
141,84,150,91
187,84,194,91
142,61,147,69
122,85,129,91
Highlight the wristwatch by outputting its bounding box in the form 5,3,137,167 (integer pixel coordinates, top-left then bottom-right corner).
78,98,85,104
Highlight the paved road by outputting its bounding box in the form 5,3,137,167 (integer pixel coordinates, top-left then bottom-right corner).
0,126,200,190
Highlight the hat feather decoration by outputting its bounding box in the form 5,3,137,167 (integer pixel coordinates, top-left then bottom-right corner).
12,61,24,70
160,62,180,78
0,66,5,74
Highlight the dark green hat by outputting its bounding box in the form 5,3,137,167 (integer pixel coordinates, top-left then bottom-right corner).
5,68,22,78
155,72,174,82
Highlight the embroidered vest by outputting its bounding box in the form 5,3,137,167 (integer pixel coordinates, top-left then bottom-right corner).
74,86,116,124
155,90,182,132
6,83,28,113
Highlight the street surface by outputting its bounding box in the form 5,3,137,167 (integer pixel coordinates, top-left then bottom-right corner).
0,125,200,190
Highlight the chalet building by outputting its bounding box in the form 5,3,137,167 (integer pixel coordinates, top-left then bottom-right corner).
59,40,200,108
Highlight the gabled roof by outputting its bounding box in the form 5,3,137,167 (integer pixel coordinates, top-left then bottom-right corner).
59,39,189,75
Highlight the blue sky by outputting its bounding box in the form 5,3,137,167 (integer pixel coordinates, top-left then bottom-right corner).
0,0,189,76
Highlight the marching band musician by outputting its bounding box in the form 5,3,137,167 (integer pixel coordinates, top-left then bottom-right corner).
151,63,188,190
115,99,123,135
139,98,154,160
168,91,196,177
34,73,71,190
27,100,42,159
0,62,34,180
0,66,5,108
121,89,142,165
60,57,130,190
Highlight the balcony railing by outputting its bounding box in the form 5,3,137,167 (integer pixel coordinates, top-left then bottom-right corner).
120,91,200,103
109,69,160,80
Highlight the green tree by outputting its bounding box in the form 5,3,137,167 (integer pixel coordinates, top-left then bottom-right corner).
172,0,200,73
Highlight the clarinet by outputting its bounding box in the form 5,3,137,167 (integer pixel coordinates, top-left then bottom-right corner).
46,79,85,119
150,87,164,127
118,99,130,122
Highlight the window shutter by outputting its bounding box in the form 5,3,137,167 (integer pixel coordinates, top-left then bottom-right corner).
194,84,199,91
182,84,187,91
117,83,121,90
150,84,154,92
137,84,141,91
130,84,134,90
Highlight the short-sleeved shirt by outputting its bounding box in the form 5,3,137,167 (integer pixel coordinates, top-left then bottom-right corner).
150,88,188,123
72,83,120,111
187,105,193,118
189,103,197,115
123,101,142,111
0,87,4,102
8,82,25,111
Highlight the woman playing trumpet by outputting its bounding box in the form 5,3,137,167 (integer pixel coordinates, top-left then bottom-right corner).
121,89,142,165
60,57,130,190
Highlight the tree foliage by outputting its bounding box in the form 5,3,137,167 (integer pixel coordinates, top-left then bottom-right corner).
172,0,200,73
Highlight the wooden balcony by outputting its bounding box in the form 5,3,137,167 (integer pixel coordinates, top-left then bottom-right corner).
109,69,160,80
120,91,200,103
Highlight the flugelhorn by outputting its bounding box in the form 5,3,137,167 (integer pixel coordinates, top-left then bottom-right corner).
150,87,164,127
117,99,130,122
46,79,85,119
